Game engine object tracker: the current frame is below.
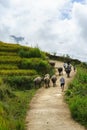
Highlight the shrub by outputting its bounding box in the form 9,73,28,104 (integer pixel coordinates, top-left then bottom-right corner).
18,47,46,59
3,76,36,90
18,58,53,75
69,96,87,127
0,84,15,100
65,67,87,128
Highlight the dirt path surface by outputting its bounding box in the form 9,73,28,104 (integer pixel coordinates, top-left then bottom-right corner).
26,61,86,130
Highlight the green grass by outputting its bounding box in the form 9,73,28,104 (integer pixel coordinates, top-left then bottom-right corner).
3,76,36,90
0,56,22,64
0,69,37,76
65,67,87,128
0,86,37,130
0,64,18,70
19,58,53,75
18,47,46,59
0,51,17,56
0,41,21,52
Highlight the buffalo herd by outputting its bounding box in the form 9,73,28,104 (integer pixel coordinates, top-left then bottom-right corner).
33,61,73,88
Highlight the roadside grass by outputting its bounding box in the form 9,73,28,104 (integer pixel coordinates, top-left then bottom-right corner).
65,67,87,128
0,83,37,130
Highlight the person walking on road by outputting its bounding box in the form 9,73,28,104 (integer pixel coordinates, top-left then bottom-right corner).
60,77,65,92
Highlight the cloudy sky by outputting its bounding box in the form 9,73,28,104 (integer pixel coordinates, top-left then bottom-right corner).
0,0,87,62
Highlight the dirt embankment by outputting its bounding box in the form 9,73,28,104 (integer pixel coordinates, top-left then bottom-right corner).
26,61,86,130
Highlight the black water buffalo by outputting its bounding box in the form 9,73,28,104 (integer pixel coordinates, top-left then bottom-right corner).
58,67,63,76
65,65,71,77
49,61,55,67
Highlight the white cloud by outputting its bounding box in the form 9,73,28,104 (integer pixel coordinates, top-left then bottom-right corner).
0,0,87,61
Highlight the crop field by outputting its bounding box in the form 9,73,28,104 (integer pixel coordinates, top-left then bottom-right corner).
0,41,53,130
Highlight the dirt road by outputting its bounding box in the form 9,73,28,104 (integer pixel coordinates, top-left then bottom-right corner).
26,61,86,130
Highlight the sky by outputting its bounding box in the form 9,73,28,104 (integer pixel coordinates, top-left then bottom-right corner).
0,0,87,62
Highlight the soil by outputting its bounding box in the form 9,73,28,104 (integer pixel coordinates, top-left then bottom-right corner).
26,61,86,130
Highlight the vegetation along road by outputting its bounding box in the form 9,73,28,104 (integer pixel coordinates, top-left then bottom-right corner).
26,61,86,130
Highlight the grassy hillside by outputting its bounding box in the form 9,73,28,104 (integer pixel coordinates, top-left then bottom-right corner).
0,41,54,89
0,41,54,130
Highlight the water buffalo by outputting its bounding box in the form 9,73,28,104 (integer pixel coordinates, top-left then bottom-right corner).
63,63,67,70
51,75,57,87
58,67,63,76
44,74,50,78
44,75,50,88
49,61,55,67
33,76,43,88
65,65,71,77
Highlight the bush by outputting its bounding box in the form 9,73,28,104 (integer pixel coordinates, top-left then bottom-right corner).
18,58,53,75
18,47,46,59
69,96,87,127
3,76,36,90
65,67,87,128
0,84,15,100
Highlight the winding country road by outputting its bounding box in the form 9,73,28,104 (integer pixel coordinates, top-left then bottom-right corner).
26,61,86,130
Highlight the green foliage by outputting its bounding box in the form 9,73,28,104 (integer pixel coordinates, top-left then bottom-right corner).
65,67,87,127
3,76,35,90
0,115,10,130
0,51,17,56
79,62,87,69
19,58,53,75
69,96,87,126
0,81,15,100
76,68,87,84
0,56,22,64
0,78,3,85
0,41,21,52
0,69,37,76
47,53,81,64
0,89,37,130
0,64,18,70
18,47,46,59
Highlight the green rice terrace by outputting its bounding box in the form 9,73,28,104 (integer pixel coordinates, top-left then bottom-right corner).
0,41,54,130
0,41,87,130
